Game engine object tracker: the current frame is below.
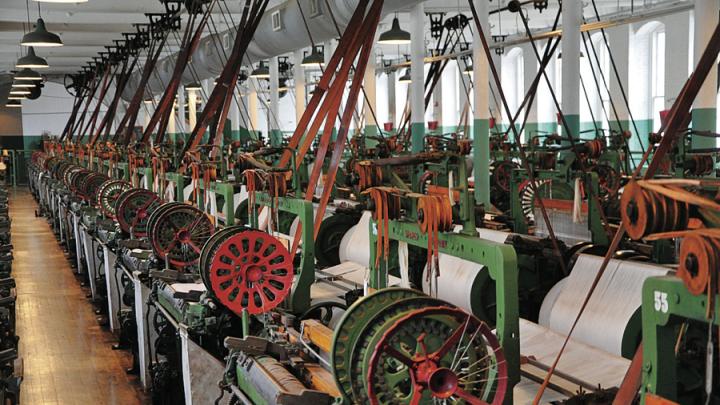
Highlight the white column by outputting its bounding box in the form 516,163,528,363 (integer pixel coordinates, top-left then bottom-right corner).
441,60,458,130
562,0,581,139
269,57,281,145
177,85,186,137
473,0,490,206
490,51,503,123
410,5,425,152
294,49,306,125
167,98,176,136
692,0,718,148
230,96,241,140
459,57,473,127
665,12,691,110
188,89,197,131
387,71,396,129
523,43,538,131
248,80,260,137
363,48,378,136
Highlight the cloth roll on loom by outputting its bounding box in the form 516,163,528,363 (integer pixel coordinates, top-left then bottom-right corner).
338,210,373,267
419,228,511,317
539,254,669,357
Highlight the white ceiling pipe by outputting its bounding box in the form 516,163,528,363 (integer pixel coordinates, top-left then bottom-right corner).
120,0,423,100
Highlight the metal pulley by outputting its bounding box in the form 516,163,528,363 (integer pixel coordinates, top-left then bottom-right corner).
96,179,131,219
678,234,720,296
331,288,507,404
147,202,214,268
115,188,162,237
620,182,689,240
200,226,294,316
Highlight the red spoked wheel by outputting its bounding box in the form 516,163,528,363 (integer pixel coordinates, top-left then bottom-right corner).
149,204,214,268
79,173,109,202
366,306,507,405
96,180,131,219
68,169,91,192
116,188,162,237
205,229,293,315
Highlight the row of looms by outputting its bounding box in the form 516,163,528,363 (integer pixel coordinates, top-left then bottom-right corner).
5,0,720,404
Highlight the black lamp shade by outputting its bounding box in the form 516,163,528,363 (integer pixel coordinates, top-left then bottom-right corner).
17,47,49,69
250,62,270,79
15,68,43,81
301,50,325,68
378,17,411,45
22,18,63,47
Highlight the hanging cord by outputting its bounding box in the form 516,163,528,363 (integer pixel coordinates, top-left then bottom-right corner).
399,18,467,147
589,0,646,158
579,65,600,134
207,12,250,133
468,2,570,276
216,0,259,135
517,8,613,239
531,16,720,405
321,0,386,139
580,28,637,172
80,64,116,143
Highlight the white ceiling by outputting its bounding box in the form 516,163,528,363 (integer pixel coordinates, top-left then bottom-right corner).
0,0,692,79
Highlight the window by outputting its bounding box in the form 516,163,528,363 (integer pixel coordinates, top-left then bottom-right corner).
651,30,665,132
271,10,283,31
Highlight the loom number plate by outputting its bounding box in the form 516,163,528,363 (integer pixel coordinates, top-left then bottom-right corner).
654,291,669,313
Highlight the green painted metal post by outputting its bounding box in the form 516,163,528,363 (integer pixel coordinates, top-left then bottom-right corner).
641,276,720,403
368,219,519,403
473,118,490,207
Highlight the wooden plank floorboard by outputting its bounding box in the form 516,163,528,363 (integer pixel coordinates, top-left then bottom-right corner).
11,188,148,405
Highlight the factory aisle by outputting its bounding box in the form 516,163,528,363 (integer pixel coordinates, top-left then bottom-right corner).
11,189,147,405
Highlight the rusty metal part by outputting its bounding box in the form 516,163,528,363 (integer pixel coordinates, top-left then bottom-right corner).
621,182,689,240
677,234,718,296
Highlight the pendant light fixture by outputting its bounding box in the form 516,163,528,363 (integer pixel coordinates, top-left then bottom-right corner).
398,68,412,83
250,61,270,79
12,79,36,88
15,68,43,81
17,47,49,69
5,100,22,108
463,64,473,75
378,16,411,45
10,89,31,95
301,46,325,68
22,0,62,48
7,95,27,101
22,18,63,47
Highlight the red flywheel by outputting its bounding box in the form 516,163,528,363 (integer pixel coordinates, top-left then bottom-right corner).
206,229,293,315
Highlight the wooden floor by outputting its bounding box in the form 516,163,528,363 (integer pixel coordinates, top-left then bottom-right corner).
11,189,148,405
